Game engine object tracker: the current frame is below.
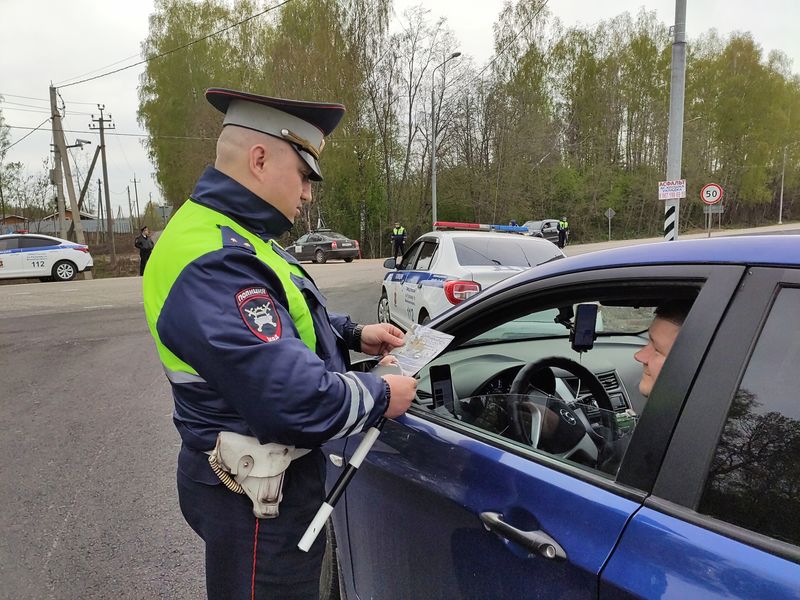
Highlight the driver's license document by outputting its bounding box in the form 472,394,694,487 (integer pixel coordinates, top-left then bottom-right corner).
390,324,453,376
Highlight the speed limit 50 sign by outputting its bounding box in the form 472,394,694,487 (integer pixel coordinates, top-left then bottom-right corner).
701,183,724,205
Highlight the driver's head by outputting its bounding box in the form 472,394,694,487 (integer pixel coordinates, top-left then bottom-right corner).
634,300,692,398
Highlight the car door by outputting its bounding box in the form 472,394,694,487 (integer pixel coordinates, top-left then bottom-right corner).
0,236,22,278
291,234,309,259
403,240,440,325
601,267,800,599
542,220,560,243
17,236,59,276
387,242,423,330
335,264,744,600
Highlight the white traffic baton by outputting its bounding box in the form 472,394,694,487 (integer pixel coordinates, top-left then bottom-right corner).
297,418,386,552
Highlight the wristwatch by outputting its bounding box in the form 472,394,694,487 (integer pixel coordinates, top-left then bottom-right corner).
383,379,392,404
351,324,364,351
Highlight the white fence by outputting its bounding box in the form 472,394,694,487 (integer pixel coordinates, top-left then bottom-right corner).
2,217,136,236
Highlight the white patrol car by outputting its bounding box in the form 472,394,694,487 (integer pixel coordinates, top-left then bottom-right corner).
0,233,94,282
377,223,564,330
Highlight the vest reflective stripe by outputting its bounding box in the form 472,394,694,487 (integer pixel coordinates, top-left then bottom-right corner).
559,220,568,229
164,366,207,384
143,199,317,377
393,227,405,235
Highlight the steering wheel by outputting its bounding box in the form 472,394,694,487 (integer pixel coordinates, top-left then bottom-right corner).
506,356,614,462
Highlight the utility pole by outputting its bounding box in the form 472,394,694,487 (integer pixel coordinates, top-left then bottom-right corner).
0,169,6,231
49,86,87,245
52,90,87,244
664,0,687,241
97,178,104,243
127,186,134,232
90,106,116,267
430,51,461,227
131,174,141,228
49,88,68,239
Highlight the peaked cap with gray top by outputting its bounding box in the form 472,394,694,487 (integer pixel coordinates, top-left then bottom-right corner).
206,88,345,181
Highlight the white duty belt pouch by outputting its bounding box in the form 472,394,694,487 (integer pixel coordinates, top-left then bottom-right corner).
208,431,311,519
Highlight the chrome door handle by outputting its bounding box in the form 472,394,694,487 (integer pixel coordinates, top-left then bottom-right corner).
479,511,566,560
328,454,344,468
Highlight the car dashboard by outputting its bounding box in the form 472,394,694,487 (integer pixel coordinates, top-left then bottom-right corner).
415,335,647,416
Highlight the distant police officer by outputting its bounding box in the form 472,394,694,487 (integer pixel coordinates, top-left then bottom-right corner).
142,88,417,600
557,216,569,248
134,225,154,275
391,221,407,259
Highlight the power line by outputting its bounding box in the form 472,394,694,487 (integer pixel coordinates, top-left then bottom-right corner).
0,92,97,106
56,0,293,89
2,100,51,110
54,52,143,87
6,124,216,140
5,118,51,151
2,106,93,116
4,124,376,144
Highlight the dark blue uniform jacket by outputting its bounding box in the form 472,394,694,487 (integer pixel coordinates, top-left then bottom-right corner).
157,167,388,485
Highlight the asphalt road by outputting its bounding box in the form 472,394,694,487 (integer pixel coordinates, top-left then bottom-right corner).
1,226,797,599
0,261,387,600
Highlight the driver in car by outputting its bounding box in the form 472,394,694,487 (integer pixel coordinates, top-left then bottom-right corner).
461,299,693,476
634,299,692,397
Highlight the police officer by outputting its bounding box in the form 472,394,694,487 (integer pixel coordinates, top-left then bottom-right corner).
134,225,154,275
142,88,417,600
390,221,407,259
557,216,569,248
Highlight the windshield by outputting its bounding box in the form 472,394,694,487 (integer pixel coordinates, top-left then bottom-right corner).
454,237,562,267
468,304,652,344
327,232,350,240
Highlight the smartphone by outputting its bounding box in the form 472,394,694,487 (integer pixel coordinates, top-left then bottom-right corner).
429,364,455,414
571,303,598,352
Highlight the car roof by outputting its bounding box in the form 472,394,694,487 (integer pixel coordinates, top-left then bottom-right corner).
420,230,554,242
488,235,800,294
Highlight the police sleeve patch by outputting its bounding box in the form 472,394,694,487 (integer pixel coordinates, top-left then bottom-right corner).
236,287,282,342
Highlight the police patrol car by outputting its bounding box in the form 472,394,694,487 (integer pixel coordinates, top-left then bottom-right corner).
0,233,93,282
378,221,563,330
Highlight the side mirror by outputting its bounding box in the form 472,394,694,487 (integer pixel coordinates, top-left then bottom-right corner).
383,257,397,269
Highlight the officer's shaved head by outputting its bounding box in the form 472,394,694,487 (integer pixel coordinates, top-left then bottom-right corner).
216,126,287,168
214,125,294,196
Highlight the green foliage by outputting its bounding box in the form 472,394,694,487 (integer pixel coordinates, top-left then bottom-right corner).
137,0,800,254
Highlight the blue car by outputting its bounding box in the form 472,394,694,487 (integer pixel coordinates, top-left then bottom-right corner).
320,235,800,600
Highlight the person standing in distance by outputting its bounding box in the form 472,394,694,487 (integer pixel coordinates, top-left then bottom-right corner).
142,88,417,600
557,216,569,249
391,221,407,260
134,225,154,275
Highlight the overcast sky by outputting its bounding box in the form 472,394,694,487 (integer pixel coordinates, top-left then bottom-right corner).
1,0,798,217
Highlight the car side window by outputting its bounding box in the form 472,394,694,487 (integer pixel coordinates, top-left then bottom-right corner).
414,241,437,271
0,238,19,250
19,237,58,248
398,243,422,270
309,234,322,242
414,289,704,483
698,287,800,546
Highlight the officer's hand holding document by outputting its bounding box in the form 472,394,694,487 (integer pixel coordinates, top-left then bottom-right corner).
379,324,453,377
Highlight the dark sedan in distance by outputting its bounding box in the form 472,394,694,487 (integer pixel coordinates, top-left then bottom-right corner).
286,229,359,263
522,219,561,243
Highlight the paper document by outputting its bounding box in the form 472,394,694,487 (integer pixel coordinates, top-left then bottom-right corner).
389,324,454,376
